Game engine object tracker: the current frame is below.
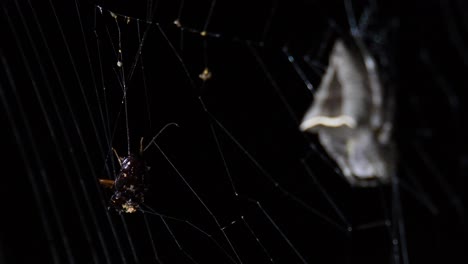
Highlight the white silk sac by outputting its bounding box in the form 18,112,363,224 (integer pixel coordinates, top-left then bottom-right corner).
300,39,394,187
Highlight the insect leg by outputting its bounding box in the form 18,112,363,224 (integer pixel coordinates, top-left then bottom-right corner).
98,179,115,189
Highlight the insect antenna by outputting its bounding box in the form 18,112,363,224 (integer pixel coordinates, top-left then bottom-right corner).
142,122,180,154
112,148,122,166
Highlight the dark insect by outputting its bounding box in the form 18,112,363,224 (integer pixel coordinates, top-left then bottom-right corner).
99,123,178,213
99,138,148,213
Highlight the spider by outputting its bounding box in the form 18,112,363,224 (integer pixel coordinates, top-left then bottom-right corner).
99,123,178,213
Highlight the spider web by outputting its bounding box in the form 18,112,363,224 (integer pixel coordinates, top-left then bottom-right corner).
1,0,468,263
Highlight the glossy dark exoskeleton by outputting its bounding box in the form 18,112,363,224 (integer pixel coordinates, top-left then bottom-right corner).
108,153,148,213
99,123,178,213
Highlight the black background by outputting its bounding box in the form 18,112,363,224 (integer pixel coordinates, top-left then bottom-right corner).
1,0,468,263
